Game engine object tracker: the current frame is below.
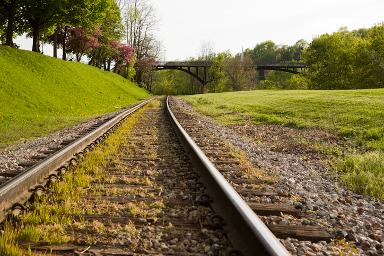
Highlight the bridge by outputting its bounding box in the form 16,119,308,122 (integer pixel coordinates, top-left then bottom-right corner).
154,61,306,86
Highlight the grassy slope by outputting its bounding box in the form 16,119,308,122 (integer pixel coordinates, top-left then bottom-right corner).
182,90,384,199
0,46,149,148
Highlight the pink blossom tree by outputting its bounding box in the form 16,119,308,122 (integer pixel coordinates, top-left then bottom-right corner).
111,41,135,78
67,27,101,62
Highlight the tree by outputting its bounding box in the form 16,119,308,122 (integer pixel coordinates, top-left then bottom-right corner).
21,0,60,52
124,0,160,85
88,0,124,69
245,40,278,64
303,29,366,89
0,0,24,47
199,41,215,60
223,54,257,91
110,41,135,78
66,27,100,61
207,52,230,92
0,4,6,43
364,24,384,87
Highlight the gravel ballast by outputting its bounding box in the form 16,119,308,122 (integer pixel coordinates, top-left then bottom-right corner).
171,97,384,256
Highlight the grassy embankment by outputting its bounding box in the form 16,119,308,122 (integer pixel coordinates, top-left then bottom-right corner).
182,90,384,199
0,46,149,149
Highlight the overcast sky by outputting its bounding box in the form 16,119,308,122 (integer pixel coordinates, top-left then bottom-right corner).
15,0,384,60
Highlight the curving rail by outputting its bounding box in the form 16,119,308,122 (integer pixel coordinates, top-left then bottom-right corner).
166,96,290,256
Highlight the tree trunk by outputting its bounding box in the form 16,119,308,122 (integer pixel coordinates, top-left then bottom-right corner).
53,29,58,58
135,68,142,85
5,0,17,47
62,26,68,60
31,25,40,52
107,59,111,71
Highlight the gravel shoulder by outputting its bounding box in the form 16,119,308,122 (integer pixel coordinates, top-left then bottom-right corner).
172,97,384,256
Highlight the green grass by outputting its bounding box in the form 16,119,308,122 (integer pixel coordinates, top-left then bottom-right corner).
182,89,384,199
182,90,384,150
0,46,149,148
336,152,384,200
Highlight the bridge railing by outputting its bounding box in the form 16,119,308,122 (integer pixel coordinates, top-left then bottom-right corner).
155,61,212,67
155,61,306,68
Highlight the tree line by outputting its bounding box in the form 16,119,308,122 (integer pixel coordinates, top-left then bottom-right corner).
0,0,159,81
151,24,384,94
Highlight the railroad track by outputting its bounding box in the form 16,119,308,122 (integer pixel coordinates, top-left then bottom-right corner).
168,97,337,247
0,97,302,255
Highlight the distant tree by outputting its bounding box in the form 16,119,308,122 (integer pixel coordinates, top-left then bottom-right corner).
207,52,230,92
365,24,384,87
223,54,257,91
198,41,215,60
124,0,160,85
303,29,367,89
245,40,278,64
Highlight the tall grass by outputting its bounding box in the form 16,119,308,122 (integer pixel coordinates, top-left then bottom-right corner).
337,151,384,200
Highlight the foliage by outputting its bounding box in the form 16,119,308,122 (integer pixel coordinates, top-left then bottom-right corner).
244,39,307,64
259,71,309,89
151,69,201,95
303,25,384,89
66,27,100,61
223,54,258,91
245,40,279,64
207,52,230,92
0,46,149,148
87,0,125,70
21,0,62,51
110,40,136,78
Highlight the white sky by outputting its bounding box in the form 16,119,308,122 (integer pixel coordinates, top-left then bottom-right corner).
15,0,384,60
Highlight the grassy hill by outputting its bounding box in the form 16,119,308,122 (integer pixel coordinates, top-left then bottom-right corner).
0,46,149,148
182,89,384,199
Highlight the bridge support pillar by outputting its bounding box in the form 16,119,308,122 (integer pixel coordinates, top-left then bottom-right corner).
258,70,266,80
201,83,208,94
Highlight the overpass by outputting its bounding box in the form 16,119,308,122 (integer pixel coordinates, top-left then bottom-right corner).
154,61,306,86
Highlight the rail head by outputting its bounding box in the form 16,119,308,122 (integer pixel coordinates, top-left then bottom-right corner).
166,96,290,256
0,98,152,222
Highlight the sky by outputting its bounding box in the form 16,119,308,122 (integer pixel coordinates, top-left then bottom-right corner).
15,0,384,60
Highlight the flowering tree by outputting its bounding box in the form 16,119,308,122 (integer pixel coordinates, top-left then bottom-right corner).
110,41,135,78
67,27,100,62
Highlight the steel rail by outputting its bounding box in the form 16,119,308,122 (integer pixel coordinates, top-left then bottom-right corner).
0,98,152,222
166,96,290,256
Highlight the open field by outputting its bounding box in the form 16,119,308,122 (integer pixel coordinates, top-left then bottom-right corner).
0,46,149,149
182,89,384,199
